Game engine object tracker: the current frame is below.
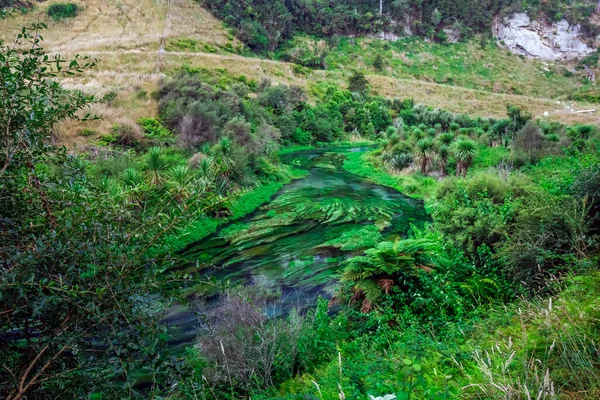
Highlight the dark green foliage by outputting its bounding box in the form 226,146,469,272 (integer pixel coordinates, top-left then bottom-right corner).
0,0,31,9
204,0,575,50
295,103,343,142
342,238,441,306
257,83,304,114
501,191,593,289
158,70,414,147
0,23,179,399
512,121,554,163
157,72,289,178
389,152,414,171
507,103,532,139
347,70,369,95
571,165,600,234
277,37,328,69
433,173,526,267
47,3,78,20
0,23,304,399
372,52,385,70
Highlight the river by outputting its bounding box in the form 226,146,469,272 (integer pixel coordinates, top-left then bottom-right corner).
164,147,427,348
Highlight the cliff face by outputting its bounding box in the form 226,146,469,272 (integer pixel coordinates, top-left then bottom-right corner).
494,13,595,60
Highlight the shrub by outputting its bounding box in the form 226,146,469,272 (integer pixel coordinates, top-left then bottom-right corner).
512,121,547,162
101,91,118,105
434,30,447,43
138,117,172,139
372,53,385,70
291,128,312,145
79,127,97,137
433,173,527,267
47,3,78,20
292,63,312,76
389,153,413,171
110,122,141,147
348,70,369,94
571,165,600,235
500,191,593,290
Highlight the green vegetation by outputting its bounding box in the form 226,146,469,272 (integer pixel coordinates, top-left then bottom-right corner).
204,0,600,52
2,12,600,400
47,3,78,20
0,0,30,10
343,151,437,198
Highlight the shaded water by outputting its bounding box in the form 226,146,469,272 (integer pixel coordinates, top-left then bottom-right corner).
165,147,426,346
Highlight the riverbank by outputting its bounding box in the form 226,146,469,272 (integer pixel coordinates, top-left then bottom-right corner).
162,167,308,254
342,151,437,200
163,142,382,255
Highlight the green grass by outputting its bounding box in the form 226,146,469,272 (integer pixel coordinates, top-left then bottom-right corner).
526,151,600,196
319,36,598,100
165,38,219,53
342,151,437,199
473,145,510,168
278,141,376,156
264,272,600,399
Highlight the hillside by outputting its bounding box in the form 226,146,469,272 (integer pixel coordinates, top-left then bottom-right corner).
2,0,600,148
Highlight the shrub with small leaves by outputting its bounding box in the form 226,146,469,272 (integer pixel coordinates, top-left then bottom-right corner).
47,3,78,20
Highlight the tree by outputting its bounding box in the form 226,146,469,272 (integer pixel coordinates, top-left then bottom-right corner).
451,138,477,177
167,164,196,201
347,70,370,95
490,119,511,147
437,132,455,146
431,8,442,26
145,146,168,185
0,21,181,398
415,137,435,174
437,144,450,176
506,104,532,143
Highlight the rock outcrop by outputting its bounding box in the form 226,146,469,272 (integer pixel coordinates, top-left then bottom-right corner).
494,13,594,60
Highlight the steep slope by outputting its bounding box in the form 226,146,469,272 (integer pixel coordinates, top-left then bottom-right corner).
0,0,233,53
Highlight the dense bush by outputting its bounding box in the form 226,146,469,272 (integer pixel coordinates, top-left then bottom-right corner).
501,191,593,289
571,164,600,234
432,173,526,267
204,0,599,52
47,3,78,20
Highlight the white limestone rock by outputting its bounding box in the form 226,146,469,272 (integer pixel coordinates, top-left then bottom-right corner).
494,13,594,60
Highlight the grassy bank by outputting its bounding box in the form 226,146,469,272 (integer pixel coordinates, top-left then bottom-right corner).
163,168,308,254
278,141,376,156
342,151,437,199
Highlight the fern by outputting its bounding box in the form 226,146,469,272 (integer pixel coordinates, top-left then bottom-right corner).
341,238,441,309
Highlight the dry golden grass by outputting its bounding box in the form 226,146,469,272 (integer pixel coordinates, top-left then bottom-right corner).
55,78,160,148
367,75,600,125
0,0,232,53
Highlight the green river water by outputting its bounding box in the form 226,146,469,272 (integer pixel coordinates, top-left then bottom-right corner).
165,147,426,346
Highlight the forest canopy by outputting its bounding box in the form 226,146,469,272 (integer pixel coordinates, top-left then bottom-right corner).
203,0,599,51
